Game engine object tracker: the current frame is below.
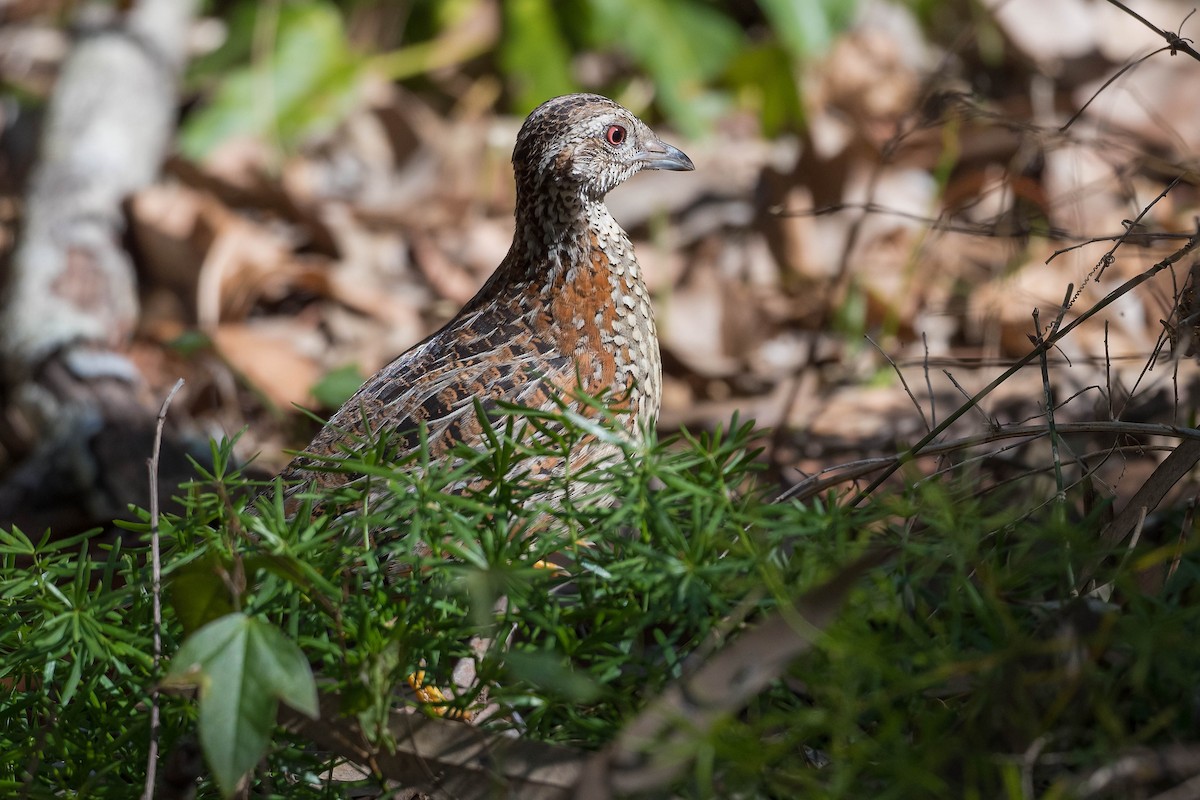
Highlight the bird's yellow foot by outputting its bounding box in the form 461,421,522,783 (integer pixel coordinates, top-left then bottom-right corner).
407,670,467,719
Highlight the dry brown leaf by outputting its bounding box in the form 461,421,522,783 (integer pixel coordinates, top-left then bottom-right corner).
990,0,1099,65
660,258,741,378
211,321,321,410
128,183,208,299
195,204,315,327
805,383,930,441
411,232,484,306
195,135,278,195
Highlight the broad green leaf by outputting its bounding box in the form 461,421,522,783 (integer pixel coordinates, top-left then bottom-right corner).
180,1,364,159
186,1,260,84
757,0,859,60
500,0,577,114
587,0,742,135
506,649,601,702
726,44,805,135
164,613,318,798
169,553,237,635
309,363,365,409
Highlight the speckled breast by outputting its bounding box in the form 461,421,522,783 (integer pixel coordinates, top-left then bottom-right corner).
602,239,660,432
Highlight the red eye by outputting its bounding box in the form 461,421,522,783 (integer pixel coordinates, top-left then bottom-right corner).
605,125,627,146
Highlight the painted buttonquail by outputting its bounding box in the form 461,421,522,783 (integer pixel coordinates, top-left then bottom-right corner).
276,94,693,504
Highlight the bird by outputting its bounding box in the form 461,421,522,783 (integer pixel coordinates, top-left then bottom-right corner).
274,93,693,511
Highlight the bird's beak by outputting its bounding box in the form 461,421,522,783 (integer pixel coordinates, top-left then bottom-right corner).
635,138,695,171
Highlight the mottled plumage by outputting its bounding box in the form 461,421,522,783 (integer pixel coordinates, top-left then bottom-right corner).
277,94,693,498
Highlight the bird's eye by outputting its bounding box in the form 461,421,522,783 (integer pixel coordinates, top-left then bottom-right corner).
605,125,627,146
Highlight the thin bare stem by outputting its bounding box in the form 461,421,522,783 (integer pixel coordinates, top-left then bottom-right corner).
866,333,930,433
1060,47,1174,132
1057,178,1185,314
141,378,185,800
1104,322,1114,420
922,333,937,429
1032,309,1066,504
943,370,997,429
1033,307,1072,586
849,230,1200,507
780,419,1200,503
1099,0,1200,62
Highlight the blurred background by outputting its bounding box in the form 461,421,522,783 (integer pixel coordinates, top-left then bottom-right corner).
2,0,1199,531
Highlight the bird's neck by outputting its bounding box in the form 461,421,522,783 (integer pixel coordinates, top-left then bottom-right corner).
467,185,660,426
509,190,630,288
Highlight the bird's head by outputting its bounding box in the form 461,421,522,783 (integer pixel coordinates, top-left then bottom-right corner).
512,94,694,203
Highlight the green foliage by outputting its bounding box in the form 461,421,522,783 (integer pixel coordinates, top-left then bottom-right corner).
725,42,806,136
181,0,864,157
1,406,1198,796
758,0,859,60
586,0,743,135
0,527,177,793
181,1,366,159
308,362,365,409
163,613,317,796
498,0,861,133
521,0,860,134
500,0,576,114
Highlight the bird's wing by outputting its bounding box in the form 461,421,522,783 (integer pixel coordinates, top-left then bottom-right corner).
276,308,586,489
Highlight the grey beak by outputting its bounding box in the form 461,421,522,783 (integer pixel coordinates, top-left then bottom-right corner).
635,138,695,171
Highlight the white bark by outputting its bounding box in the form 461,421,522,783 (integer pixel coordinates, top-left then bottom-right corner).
0,0,195,378
0,0,198,532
